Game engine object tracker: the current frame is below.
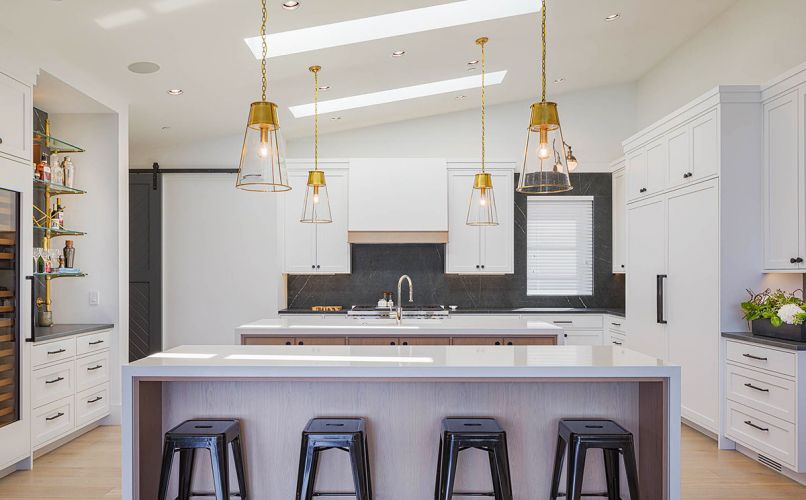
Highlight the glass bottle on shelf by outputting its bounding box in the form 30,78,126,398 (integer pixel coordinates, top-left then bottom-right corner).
50,154,63,185
62,157,75,188
38,153,50,181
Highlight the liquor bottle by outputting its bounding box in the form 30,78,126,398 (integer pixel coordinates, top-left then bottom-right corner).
38,153,50,181
51,154,64,185
62,157,75,188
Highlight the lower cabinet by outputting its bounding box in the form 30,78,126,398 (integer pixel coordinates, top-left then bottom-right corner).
242,334,557,346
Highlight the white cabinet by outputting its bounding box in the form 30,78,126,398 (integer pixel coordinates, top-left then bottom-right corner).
446,167,514,274
625,149,647,201
0,71,32,163
521,314,603,346
611,161,626,273
282,164,350,274
689,109,719,181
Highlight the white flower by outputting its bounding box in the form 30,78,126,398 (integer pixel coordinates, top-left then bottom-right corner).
778,303,804,325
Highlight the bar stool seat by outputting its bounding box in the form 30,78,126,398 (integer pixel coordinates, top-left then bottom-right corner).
158,418,248,500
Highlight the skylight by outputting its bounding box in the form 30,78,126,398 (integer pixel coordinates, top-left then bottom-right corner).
245,0,540,59
289,71,507,117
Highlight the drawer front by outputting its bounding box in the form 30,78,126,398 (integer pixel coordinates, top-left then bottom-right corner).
725,401,795,467
32,396,74,447
451,337,504,346
76,330,111,356
32,338,76,368
32,360,75,409
523,314,603,329
607,316,625,332
347,337,399,346
243,336,294,346
76,383,110,428
726,340,795,377
726,363,796,423
76,351,110,392
564,331,603,346
610,332,626,347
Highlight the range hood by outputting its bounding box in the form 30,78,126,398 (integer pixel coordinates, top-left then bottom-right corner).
348,158,448,244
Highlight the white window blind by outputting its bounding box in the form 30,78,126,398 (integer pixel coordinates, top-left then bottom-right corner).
527,196,593,296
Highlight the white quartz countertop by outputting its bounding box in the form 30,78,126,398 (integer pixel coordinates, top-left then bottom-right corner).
125,345,678,380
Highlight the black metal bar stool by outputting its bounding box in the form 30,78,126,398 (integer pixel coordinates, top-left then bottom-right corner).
434,417,513,500
549,418,640,500
295,417,372,500
158,418,248,500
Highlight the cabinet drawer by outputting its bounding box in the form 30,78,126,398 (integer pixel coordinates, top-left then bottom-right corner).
32,338,76,368
32,360,75,409
399,337,451,346
522,315,603,329
726,340,795,377
503,336,557,346
76,383,110,428
32,396,74,448
76,330,111,356
607,317,625,332
451,337,504,346
726,363,796,423
347,337,399,346
610,332,626,347
243,336,294,346
295,337,347,346
725,401,795,468
76,351,110,392
563,331,603,346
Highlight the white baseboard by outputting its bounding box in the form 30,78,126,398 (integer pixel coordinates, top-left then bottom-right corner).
34,423,100,459
734,443,806,486
682,417,718,440
102,403,122,425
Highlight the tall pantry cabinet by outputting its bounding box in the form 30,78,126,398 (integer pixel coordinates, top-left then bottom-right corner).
624,86,767,434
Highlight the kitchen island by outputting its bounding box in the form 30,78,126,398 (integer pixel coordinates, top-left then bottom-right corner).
123,344,680,499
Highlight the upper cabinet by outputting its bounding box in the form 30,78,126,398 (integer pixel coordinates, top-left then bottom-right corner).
446,164,514,274
0,71,32,163
611,159,626,273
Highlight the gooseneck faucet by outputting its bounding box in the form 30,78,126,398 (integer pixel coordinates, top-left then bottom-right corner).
396,274,414,324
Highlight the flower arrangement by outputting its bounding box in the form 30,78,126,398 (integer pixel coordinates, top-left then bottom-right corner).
741,289,806,327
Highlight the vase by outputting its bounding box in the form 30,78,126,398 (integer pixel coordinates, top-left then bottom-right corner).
751,318,806,342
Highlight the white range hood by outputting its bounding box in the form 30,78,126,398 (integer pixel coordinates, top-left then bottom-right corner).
348,158,448,243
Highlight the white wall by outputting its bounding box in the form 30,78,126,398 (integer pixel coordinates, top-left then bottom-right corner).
636,0,806,127
161,174,280,348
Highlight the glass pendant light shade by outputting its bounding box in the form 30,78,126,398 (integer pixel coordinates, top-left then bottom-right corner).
236,101,290,192
466,172,498,226
518,101,572,194
300,169,332,223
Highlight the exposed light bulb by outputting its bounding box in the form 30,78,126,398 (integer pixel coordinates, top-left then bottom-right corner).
258,127,270,159
537,143,551,160
313,185,320,204
313,193,320,204
479,196,487,206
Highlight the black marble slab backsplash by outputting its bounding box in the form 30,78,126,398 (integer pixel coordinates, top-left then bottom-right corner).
287,173,625,309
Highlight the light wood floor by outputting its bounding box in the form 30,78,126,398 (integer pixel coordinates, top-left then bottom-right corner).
0,425,803,498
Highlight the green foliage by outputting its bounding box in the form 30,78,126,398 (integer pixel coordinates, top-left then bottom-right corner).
741,289,806,326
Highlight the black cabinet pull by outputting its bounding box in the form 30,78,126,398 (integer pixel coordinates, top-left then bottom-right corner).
87,365,103,371
47,348,66,355
88,340,104,345
45,376,64,384
298,341,304,345
46,412,64,421
798,257,804,263
401,341,408,346
611,322,622,327
476,265,480,269
87,396,104,404
285,341,292,345
311,265,316,269
317,265,320,269
657,274,667,324
613,341,623,346
494,341,501,345
791,258,798,264
481,265,485,269
0,137,3,144
389,341,396,345
506,341,513,346
553,320,573,324
639,187,647,193
742,353,767,361
743,383,769,393
743,420,769,432
620,264,625,268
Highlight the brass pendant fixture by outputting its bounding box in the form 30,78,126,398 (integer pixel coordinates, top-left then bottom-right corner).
300,65,333,224
517,0,573,194
466,36,498,226
236,0,290,192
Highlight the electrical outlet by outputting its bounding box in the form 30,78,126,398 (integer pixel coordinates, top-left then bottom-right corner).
89,290,100,306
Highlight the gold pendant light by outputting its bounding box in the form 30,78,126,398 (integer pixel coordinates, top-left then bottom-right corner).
517,0,573,194
300,66,333,224
466,37,498,226
236,0,290,192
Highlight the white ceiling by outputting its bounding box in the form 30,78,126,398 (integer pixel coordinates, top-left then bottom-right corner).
2,0,735,153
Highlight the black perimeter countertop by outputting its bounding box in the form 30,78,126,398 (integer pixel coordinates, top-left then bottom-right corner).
33,323,114,343
722,331,806,351
279,308,626,317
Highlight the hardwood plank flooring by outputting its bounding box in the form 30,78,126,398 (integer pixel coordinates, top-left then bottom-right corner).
0,425,802,498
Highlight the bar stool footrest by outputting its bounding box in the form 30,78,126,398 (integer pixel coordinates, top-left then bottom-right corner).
452,492,496,497
312,492,358,497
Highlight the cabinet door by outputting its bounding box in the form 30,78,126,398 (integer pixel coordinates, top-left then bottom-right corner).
625,197,668,360
625,149,647,202
446,171,481,273
762,90,801,270
667,180,719,432
562,331,603,346
690,109,719,180
612,168,626,273
399,337,451,346
451,337,504,345
315,169,350,273
283,171,316,273
645,138,667,195
0,72,32,162
480,171,514,273
503,336,556,346
347,337,399,346
666,126,690,186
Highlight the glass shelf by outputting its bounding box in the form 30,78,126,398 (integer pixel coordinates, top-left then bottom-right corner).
32,179,86,195
33,226,85,237
33,132,85,154
32,271,86,279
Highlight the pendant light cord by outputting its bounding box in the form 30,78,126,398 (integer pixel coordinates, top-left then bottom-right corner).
313,67,319,170
260,0,268,102
480,39,486,173
541,0,547,103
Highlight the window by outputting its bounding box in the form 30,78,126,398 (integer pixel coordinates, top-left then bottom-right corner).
526,196,593,296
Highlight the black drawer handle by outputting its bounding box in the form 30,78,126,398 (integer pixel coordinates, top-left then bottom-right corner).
0,137,3,144
611,322,622,327
506,341,513,345
47,348,66,355
639,187,647,193
742,353,768,361
401,341,408,345
389,341,396,345
553,320,573,324
791,258,798,264
744,383,770,393
45,376,64,384
798,257,804,263
46,412,64,421
744,420,769,432
87,365,103,371
285,341,292,345
613,341,623,346
88,340,104,345
87,396,104,404
494,341,501,345
298,341,304,345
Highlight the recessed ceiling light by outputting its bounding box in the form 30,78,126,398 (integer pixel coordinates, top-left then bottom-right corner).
282,1,300,10
245,0,538,59
167,89,184,95
467,60,479,65
318,85,331,91
391,50,406,57
289,70,507,118
127,61,161,74
553,77,566,84
604,13,620,21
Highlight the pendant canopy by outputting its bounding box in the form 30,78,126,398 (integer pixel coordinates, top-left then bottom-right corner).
300,65,333,223
466,37,499,226
236,0,290,192
517,0,573,194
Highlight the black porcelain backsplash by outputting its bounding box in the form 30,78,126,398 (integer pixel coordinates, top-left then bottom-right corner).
286,173,625,309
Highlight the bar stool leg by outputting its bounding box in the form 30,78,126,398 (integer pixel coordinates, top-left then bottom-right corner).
603,449,620,500
487,446,503,499
362,435,373,499
491,439,513,500
157,441,175,500
178,448,195,500
296,436,317,500
549,435,566,500
437,437,460,500
434,437,444,500
349,436,371,500
231,437,248,500
209,440,230,500
566,441,588,500
621,443,641,500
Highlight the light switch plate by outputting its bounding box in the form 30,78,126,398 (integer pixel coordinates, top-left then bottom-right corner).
89,290,99,306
